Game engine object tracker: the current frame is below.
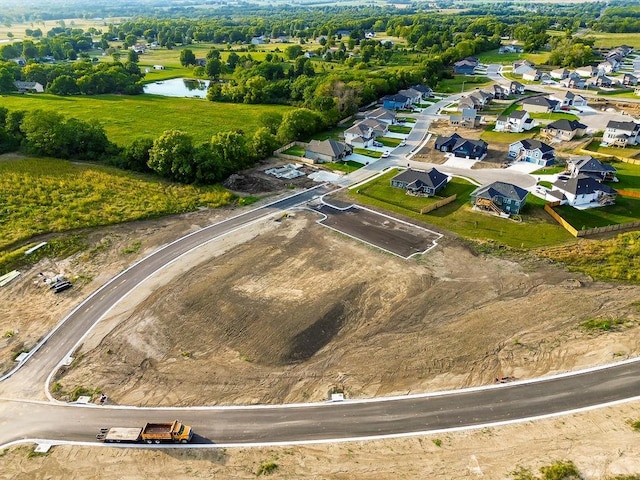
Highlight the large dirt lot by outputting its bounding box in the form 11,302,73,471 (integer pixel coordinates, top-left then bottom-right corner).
2,179,640,477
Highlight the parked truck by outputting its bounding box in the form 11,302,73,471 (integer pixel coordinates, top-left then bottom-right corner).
97,420,193,444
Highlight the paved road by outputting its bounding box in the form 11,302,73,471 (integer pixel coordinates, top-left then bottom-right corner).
1,359,639,446
1,82,640,451
0,185,333,400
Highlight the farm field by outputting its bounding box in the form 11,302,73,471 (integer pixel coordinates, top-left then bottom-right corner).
588,32,640,49
0,94,292,146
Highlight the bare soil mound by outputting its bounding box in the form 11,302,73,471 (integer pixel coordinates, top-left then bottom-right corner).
55,213,640,406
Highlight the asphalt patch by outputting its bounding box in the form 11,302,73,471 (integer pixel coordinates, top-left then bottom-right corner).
314,204,442,258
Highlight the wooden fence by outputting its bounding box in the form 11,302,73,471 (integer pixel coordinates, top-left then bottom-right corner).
618,189,640,198
420,194,457,214
577,148,640,165
274,141,317,165
544,203,640,238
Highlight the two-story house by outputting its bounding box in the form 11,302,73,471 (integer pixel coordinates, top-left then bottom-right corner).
521,96,559,114
542,119,588,141
494,110,534,133
470,181,529,216
508,139,555,166
567,156,617,182
551,174,617,208
602,120,640,147
365,107,397,125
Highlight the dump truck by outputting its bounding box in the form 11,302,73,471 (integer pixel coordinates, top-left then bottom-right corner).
96,420,193,444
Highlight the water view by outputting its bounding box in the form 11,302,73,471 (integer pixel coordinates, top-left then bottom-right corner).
143,78,211,98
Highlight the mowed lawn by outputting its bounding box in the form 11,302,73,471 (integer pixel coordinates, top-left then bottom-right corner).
0,157,236,251
350,169,573,248
0,94,292,146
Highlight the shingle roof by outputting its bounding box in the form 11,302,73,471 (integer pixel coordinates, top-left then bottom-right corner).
606,120,639,131
515,139,554,153
569,156,617,174
392,168,448,190
471,181,529,202
553,174,617,196
307,139,350,157
522,96,559,109
546,119,587,132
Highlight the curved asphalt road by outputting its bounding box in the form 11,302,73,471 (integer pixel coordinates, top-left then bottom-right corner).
1,87,639,449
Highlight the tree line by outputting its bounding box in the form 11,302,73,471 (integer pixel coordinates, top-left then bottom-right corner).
0,105,330,185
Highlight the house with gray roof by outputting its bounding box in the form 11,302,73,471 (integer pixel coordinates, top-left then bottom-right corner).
435,133,488,160
602,120,640,147
575,66,598,78
567,156,617,182
390,168,449,196
365,107,397,125
508,139,555,166
495,110,534,133
521,96,559,114
344,122,375,148
305,139,352,163
510,81,525,95
450,108,481,128
470,181,529,216
552,174,617,208
542,119,588,141
14,81,44,93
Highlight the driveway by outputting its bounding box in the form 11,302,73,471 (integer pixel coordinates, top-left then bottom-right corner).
576,105,637,132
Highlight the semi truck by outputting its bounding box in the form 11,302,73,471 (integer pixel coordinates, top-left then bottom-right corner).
96,420,193,444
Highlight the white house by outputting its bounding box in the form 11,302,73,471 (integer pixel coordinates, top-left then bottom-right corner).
14,81,44,93
602,120,640,147
551,174,617,208
495,110,534,133
508,139,555,166
344,122,375,148
365,107,397,125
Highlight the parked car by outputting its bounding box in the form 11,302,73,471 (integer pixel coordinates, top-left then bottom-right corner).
381,151,390,158
399,140,407,147
373,141,383,147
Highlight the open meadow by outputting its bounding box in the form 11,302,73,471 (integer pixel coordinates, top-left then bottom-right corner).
0,156,237,257
0,94,292,146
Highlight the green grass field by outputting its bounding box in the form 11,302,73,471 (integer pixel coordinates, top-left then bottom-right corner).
350,169,573,248
527,111,579,121
0,157,236,253
587,32,640,49
555,196,640,229
481,126,542,144
0,94,292,146
613,160,640,192
321,160,363,173
434,76,492,94
585,141,640,160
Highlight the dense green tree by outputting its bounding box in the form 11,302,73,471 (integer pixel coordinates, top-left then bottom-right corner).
148,130,196,183
48,75,79,95
119,137,154,172
258,112,283,135
180,48,196,67
276,108,323,144
20,110,67,157
251,127,278,160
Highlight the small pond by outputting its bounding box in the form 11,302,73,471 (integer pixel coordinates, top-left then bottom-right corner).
143,78,211,98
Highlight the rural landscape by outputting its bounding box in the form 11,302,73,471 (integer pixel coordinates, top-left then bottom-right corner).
2,0,640,478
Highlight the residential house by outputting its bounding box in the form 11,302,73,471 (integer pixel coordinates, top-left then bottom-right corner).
623,73,639,86
305,139,352,163
567,156,617,182
13,81,44,93
493,84,510,99
521,96,559,114
602,120,640,147
593,75,617,88
575,66,598,78
250,36,267,45
411,84,434,98
542,119,588,141
510,81,525,95
398,88,423,105
633,56,640,72
458,96,482,111
453,57,479,75
494,110,534,133
521,67,542,81
550,68,570,80
390,168,449,196
508,139,555,166
512,60,534,75
382,93,411,110
499,45,523,54
344,122,375,148
470,181,529,216
358,118,388,138
551,174,617,207
469,90,493,107
597,58,618,74
450,108,481,128
365,107,397,125
12,58,26,67
547,90,587,109
559,72,587,89
435,133,488,160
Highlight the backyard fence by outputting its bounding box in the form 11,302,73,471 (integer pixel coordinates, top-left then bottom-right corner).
274,141,316,165
544,203,640,238
420,194,457,214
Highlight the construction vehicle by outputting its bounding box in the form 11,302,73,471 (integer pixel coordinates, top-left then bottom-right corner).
96,420,193,444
